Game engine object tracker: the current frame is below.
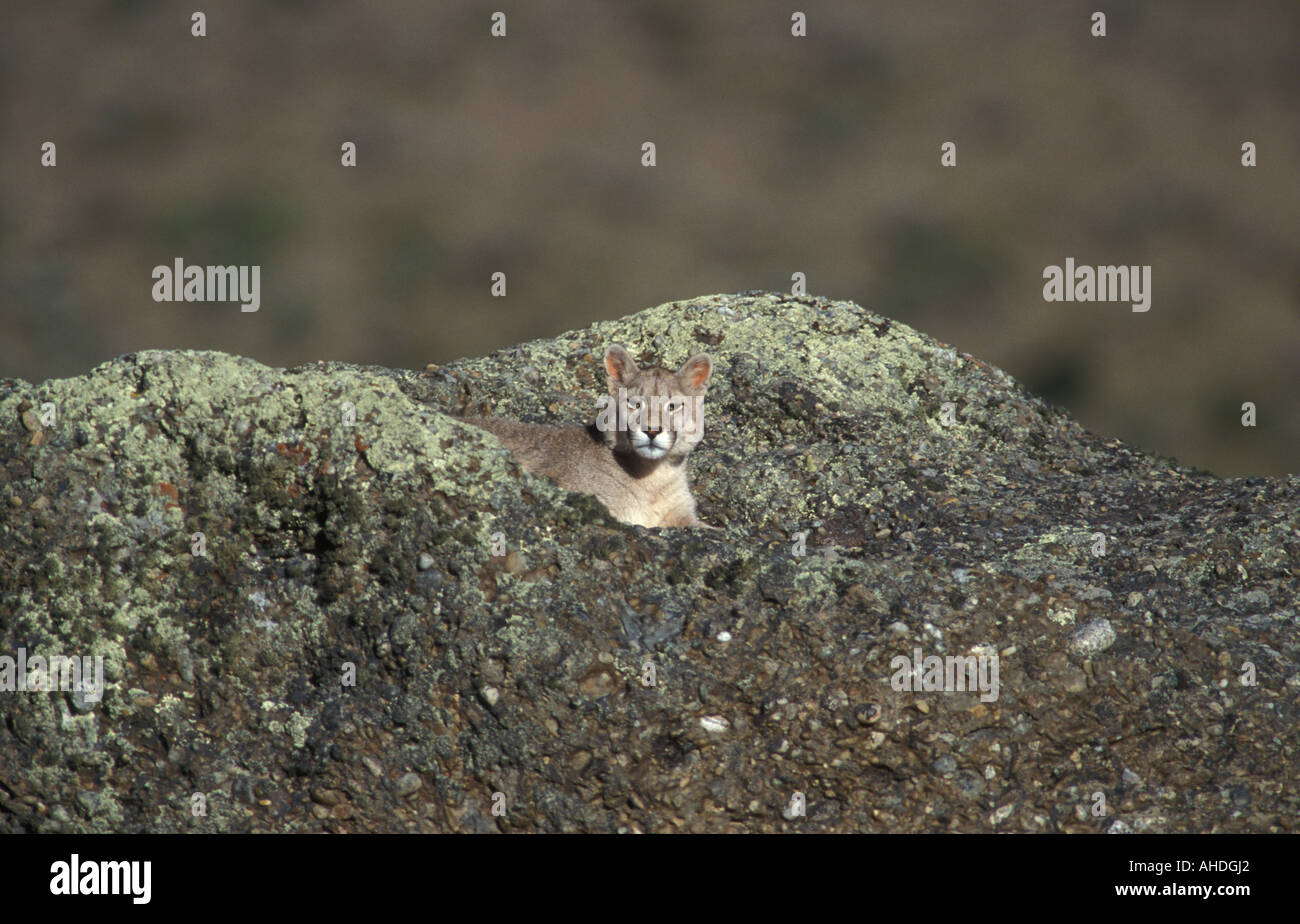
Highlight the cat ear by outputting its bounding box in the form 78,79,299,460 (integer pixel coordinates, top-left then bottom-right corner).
604,344,637,382
677,353,712,389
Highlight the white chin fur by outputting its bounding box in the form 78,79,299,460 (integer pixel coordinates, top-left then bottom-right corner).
631,432,673,459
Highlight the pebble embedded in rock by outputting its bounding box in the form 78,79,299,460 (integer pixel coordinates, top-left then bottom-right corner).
395,773,422,797
854,703,882,725
956,771,986,797
1061,667,1088,692
69,688,99,714
1068,619,1117,656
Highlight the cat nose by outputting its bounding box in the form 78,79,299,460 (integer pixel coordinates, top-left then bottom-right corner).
644,427,662,438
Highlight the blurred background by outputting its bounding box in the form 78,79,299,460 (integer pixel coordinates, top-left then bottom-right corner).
1,0,1296,476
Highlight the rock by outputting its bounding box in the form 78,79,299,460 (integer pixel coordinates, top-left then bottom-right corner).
699,715,729,734
932,755,957,775
394,773,423,798
1068,619,1118,657
1,292,1297,833
310,787,344,806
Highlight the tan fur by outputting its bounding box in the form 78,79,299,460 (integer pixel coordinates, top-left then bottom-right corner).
456,344,714,528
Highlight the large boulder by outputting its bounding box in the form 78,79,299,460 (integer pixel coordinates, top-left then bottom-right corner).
1,292,1295,832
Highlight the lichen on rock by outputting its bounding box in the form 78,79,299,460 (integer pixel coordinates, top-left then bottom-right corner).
1,292,1296,832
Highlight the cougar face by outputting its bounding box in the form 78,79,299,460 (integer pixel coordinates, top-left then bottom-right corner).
599,345,712,462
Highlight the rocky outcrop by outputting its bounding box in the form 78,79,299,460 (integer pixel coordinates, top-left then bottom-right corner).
1,292,1295,832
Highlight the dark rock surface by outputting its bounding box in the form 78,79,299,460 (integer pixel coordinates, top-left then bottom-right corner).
1,292,1296,832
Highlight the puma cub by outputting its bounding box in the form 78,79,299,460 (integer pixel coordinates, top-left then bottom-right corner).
456,344,714,528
